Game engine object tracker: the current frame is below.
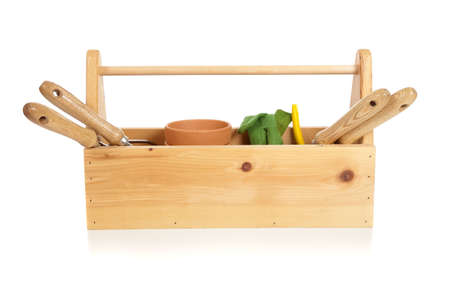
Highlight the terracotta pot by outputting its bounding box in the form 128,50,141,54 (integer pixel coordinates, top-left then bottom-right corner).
164,119,232,145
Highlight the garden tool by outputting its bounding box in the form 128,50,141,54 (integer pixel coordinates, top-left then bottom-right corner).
39,81,131,146
23,102,154,147
313,89,391,144
337,87,417,144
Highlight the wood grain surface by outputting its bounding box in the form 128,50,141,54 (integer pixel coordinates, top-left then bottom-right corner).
39,81,127,145
313,89,391,144
23,102,99,148
98,65,358,75
350,49,373,144
86,50,106,118
338,87,417,144
84,144,375,229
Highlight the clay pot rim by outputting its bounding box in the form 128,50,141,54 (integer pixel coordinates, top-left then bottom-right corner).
165,119,231,133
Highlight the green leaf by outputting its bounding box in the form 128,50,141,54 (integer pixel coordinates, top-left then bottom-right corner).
248,120,267,144
238,111,285,145
238,113,267,133
261,114,283,144
274,109,292,135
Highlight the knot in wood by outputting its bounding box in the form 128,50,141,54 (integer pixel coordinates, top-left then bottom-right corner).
340,169,354,182
241,162,252,172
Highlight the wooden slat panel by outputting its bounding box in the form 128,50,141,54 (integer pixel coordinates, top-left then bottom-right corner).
86,50,106,118
350,49,373,144
350,50,374,225
84,145,375,229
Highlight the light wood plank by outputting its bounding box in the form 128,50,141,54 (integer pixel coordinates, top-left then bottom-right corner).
350,49,373,144
349,50,374,225
86,50,106,118
98,65,357,75
84,145,375,229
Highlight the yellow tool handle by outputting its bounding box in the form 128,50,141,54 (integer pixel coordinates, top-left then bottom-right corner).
23,102,100,148
292,104,305,145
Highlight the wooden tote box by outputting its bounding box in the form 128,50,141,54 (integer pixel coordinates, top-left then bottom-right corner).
84,49,375,229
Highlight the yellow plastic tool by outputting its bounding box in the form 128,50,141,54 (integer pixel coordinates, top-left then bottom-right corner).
292,104,305,145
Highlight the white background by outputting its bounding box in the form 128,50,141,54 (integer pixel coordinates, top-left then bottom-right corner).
1,1,449,299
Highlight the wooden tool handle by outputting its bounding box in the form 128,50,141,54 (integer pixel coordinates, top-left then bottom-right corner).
313,89,391,144
337,87,417,144
39,81,128,146
23,102,99,148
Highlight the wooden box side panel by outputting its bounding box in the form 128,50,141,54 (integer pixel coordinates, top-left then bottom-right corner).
84,145,375,229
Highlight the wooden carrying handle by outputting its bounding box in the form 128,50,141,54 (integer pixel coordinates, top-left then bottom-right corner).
23,102,99,148
39,81,128,146
313,89,391,144
98,65,358,75
337,87,417,144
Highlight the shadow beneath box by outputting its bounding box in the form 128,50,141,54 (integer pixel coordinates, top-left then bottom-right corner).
87,228,372,256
